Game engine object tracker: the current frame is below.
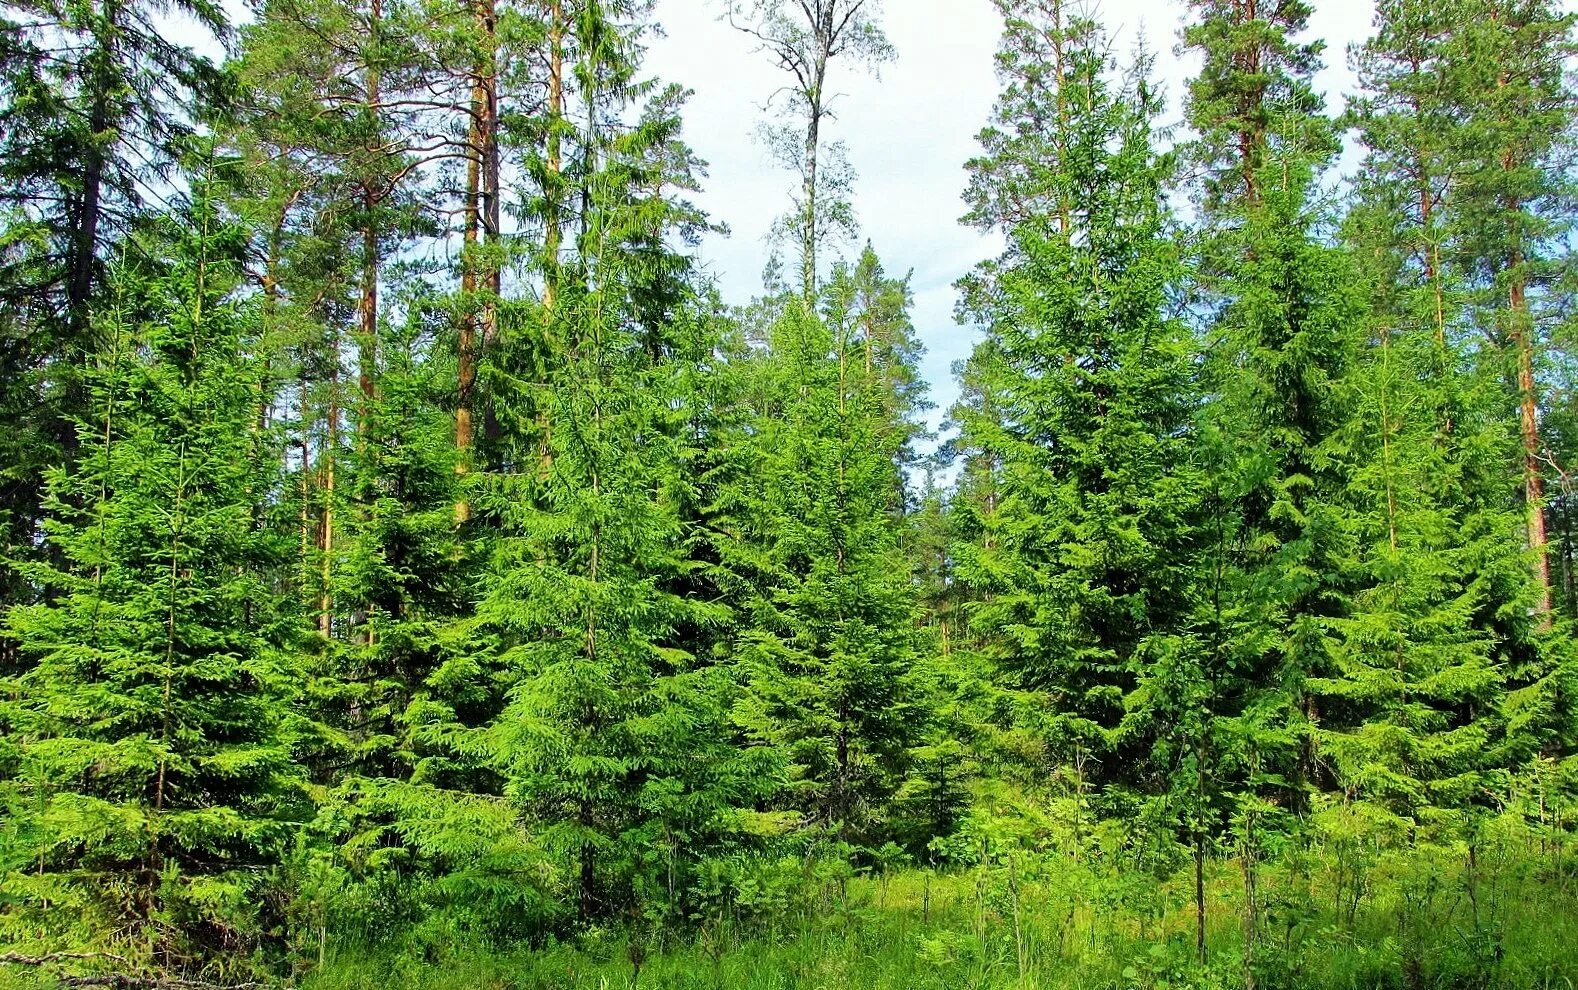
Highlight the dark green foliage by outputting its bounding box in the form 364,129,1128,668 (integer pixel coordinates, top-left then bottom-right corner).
1194,176,1362,815
1181,0,1332,213
0,0,229,323
0,0,231,672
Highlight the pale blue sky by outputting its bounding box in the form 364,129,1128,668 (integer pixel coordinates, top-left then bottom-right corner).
644,0,1377,436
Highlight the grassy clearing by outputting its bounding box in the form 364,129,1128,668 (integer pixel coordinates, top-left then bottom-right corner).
298,845,1578,990
5,837,1574,989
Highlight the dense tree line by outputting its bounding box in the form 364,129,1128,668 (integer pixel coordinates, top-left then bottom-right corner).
2,0,1578,986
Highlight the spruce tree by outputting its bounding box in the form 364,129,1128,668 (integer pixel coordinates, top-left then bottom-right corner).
1181,1,1359,979
944,339,1014,636
0,175,303,976
1314,0,1544,838
0,0,231,675
955,0,1202,805
842,244,931,486
443,3,773,925
893,470,979,854
728,291,920,846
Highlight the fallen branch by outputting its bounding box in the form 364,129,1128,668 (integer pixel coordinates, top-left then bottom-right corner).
0,952,129,966
58,978,266,990
0,955,264,990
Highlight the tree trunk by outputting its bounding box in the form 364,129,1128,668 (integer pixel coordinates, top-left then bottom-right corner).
1235,0,1262,207
538,0,564,481
579,840,596,920
319,359,337,639
1241,828,1258,990
1495,56,1552,623
350,0,384,652
358,0,382,418
454,55,484,523
299,371,315,599
1511,259,1552,625
479,0,501,447
69,9,115,335
1196,744,1209,965
801,93,820,300
800,4,831,301
544,0,564,315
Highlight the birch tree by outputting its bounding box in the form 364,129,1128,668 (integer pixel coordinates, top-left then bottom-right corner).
727,0,892,299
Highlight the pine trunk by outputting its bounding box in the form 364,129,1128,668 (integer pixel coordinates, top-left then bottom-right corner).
454,54,484,522
1512,264,1552,624
539,0,564,481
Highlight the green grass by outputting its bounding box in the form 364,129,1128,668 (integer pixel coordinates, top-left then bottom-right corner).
5,841,1574,989
298,848,1578,990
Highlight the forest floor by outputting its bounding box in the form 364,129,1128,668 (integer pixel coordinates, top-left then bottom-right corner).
302,854,1578,990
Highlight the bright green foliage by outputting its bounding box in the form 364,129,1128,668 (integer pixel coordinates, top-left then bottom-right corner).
1196,181,1361,809
0,0,231,661
322,313,467,781
1182,0,1361,830
839,245,931,482
1176,11,1366,979
897,472,978,855
295,831,1578,990
1419,0,1578,763
955,5,1203,807
448,14,775,927
476,264,771,927
3,0,1578,984
1316,0,1547,837
728,287,922,846
0,181,303,974
1316,287,1530,830
221,0,499,942
296,310,491,947
943,340,1013,632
